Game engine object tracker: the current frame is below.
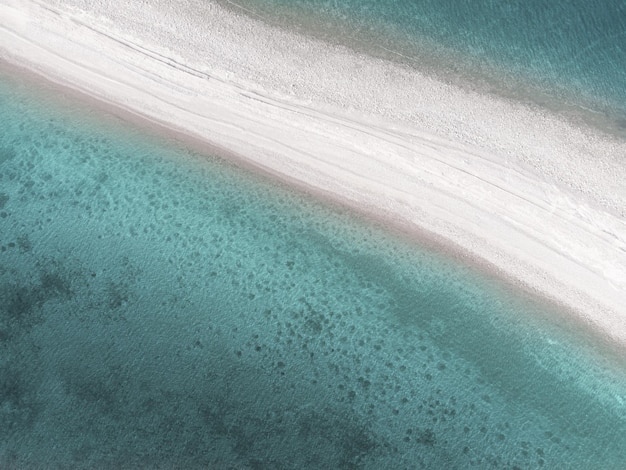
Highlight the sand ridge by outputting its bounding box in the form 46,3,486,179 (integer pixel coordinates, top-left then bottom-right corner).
1,0,625,345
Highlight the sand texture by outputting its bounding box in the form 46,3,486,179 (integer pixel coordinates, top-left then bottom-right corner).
1,0,625,344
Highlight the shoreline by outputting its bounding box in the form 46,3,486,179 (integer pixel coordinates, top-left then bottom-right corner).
1,0,625,352
217,0,626,140
6,58,625,373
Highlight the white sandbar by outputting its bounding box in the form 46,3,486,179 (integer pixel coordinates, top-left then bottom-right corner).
1,0,625,345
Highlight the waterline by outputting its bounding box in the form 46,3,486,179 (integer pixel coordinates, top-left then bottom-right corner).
1,68,625,468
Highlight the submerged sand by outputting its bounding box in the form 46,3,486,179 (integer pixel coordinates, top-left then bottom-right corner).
1,0,625,345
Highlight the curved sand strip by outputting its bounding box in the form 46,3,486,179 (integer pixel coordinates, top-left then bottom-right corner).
1,0,625,345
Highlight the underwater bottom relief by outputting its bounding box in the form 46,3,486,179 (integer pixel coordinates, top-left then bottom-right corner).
0,74,625,469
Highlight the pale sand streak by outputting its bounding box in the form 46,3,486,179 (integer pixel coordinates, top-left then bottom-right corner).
1,0,625,344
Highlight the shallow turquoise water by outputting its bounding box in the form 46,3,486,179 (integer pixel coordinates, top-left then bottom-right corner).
1,74,625,468
226,0,626,127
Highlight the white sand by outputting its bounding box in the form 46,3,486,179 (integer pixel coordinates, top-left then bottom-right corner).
1,0,625,344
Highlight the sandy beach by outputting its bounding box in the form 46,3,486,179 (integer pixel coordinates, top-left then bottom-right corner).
1,0,625,346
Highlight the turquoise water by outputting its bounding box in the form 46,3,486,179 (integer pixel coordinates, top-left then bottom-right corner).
1,73,626,468
224,0,626,128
